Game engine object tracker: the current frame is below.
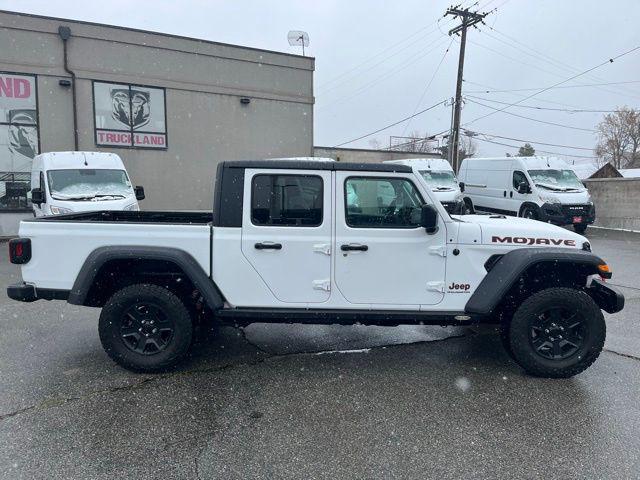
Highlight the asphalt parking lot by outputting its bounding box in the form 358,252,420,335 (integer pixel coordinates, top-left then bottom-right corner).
0,227,638,479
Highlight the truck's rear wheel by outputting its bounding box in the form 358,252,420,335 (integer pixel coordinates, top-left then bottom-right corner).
99,284,193,372
507,288,605,378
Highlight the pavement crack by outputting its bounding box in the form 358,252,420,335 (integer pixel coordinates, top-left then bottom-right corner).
0,404,37,422
604,348,640,361
0,329,469,423
237,326,470,359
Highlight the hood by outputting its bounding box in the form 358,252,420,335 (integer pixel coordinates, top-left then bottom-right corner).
48,195,137,213
456,215,588,249
432,189,461,202
534,188,590,204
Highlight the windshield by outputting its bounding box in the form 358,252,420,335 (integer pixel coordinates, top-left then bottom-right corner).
47,169,132,200
419,170,458,190
527,169,584,191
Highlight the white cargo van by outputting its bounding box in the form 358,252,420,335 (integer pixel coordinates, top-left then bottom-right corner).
30,151,145,217
385,158,466,213
458,156,594,233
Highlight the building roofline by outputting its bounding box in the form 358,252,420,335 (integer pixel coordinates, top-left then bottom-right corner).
0,9,315,62
314,145,441,156
223,160,412,173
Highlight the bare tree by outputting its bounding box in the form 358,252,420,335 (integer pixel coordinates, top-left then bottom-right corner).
595,107,638,169
368,138,381,150
459,135,477,160
394,130,437,153
628,110,640,167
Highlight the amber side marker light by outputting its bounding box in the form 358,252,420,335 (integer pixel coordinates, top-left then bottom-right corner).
598,264,612,280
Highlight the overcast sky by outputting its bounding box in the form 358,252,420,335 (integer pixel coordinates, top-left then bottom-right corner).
2,0,640,164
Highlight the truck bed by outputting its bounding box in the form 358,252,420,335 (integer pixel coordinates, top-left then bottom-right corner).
19,211,212,291
32,210,213,224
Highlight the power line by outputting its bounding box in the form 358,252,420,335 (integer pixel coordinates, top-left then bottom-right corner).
317,28,442,95
464,79,640,94
462,79,588,109
465,129,595,151
401,38,455,136
472,136,596,159
333,99,446,147
465,95,623,113
466,98,596,132
316,36,451,111
475,31,640,101
316,25,440,91
487,26,640,98
463,44,640,127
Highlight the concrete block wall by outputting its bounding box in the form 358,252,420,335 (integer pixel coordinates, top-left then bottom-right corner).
584,178,640,231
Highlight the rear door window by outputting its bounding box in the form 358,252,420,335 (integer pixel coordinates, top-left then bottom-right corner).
251,174,323,227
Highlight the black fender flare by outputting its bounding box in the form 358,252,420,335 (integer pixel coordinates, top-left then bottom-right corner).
68,246,225,310
465,247,606,316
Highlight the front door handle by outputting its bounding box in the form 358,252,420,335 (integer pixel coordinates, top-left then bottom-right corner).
255,242,282,250
341,244,368,252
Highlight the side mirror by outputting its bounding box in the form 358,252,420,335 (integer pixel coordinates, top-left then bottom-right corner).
420,204,439,234
517,181,529,194
459,182,465,193
134,186,145,201
31,187,45,205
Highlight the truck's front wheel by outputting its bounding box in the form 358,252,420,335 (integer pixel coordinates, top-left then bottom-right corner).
507,288,605,378
99,284,193,372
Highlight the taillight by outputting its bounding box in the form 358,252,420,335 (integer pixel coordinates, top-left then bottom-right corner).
9,238,31,264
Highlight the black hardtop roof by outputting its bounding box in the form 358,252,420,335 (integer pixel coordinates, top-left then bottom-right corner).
222,160,412,173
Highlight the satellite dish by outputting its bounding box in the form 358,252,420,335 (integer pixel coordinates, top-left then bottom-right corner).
287,30,309,55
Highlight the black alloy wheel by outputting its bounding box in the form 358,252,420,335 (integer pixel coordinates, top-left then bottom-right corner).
507,287,605,378
529,307,584,360
120,302,175,355
99,283,193,372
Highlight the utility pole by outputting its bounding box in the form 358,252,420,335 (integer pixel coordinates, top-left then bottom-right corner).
445,6,489,172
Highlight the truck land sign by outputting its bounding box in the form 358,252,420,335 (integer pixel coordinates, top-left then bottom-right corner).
93,82,167,149
0,73,39,173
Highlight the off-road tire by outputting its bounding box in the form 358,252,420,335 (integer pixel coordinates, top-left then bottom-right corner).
573,223,588,234
463,198,475,215
520,205,538,221
99,284,193,372
507,288,605,378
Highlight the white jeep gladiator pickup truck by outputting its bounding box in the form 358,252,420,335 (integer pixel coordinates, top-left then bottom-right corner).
7,160,624,377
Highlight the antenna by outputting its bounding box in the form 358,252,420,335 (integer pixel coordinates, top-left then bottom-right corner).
287,30,309,56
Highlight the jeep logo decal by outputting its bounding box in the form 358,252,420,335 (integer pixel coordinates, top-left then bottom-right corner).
492,236,576,247
448,282,471,293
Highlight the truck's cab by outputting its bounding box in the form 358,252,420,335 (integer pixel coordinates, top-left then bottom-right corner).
385,158,465,214
458,156,595,233
30,151,145,217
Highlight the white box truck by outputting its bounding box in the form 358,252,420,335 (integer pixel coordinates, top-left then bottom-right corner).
30,151,145,217
458,156,594,233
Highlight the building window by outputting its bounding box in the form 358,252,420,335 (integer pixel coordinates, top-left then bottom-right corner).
251,174,323,227
93,81,168,150
0,72,39,211
345,177,424,228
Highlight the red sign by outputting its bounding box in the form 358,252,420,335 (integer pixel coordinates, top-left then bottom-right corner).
97,130,166,148
0,76,32,99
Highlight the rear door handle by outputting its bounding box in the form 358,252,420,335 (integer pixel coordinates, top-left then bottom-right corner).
341,244,368,252
255,242,282,250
